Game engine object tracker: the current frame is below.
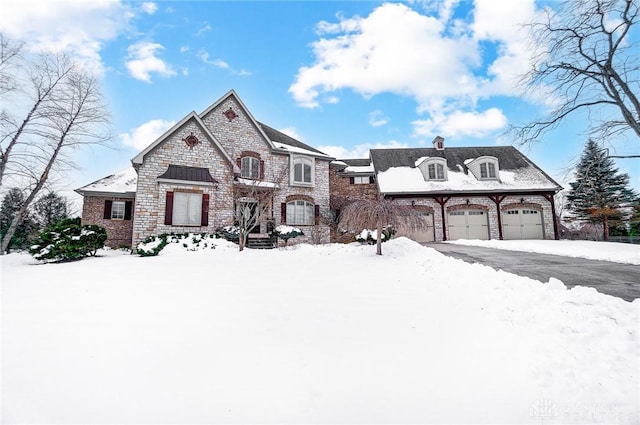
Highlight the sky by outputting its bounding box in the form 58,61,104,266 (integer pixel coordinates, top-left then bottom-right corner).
1,0,638,211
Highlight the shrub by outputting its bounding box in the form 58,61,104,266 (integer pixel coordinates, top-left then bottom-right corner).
271,225,304,246
29,220,107,262
355,227,395,245
136,234,169,257
215,225,239,242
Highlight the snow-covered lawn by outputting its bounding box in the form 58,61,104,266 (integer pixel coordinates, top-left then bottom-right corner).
447,238,640,265
2,238,638,424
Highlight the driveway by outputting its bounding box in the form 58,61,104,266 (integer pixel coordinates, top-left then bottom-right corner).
425,243,640,302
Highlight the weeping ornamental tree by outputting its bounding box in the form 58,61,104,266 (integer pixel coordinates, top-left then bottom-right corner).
566,139,638,240
338,197,424,255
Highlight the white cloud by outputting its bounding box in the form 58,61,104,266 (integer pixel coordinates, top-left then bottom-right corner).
125,42,177,83
141,2,157,15
412,108,508,138
180,46,190,53
368,110,389,127
120,119,176,151
0,0,131,74
196,23,212,36
318,140,410,159
289,1,539,137
198,50,229,69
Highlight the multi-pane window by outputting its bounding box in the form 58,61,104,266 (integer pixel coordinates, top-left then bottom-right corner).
480,162,496,179
292,156,313,185
286,200,314,225
111,201,125,219
241,156,260,179
428,163,445,180
353,176,371,184
172,192,202,226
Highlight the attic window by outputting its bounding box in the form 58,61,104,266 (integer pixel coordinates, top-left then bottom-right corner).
479,162,497,179
417,157,447,181
468,156,500,181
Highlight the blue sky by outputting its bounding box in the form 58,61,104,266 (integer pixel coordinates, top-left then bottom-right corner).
1,0,638,209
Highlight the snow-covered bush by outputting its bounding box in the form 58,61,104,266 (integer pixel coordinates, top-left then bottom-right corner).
271,225,304,246
355,227,395,245
136,233,219,256
215,226,239,242
29,220,107,262
136,234,169,257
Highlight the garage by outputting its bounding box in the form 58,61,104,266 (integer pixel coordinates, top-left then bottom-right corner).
396,211,434,242
502,208,544,239
447,209,489,240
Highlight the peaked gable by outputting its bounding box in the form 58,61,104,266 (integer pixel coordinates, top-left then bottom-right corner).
131,112,238,173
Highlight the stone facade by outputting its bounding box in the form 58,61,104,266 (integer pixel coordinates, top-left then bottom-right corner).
131,91,332,246
81,195,134,248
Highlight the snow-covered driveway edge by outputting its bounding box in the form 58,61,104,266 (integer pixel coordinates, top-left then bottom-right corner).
445,239,640,265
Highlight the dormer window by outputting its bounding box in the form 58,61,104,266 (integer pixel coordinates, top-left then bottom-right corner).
480,161,496,179
467,156,500,180
428,163,445,180
417,157,448,181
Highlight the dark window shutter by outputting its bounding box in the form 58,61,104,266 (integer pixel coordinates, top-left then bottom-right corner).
236,157,242,169
164,191,174,225
280,203,287,224
124,201,133,220
201,194,209,226
314,204,320,225
370,175,375,183
259,160,265,180
103,200,112,219
349,177,354,184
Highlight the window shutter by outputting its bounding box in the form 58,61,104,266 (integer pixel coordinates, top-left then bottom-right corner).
124,201,133,220
370,176,375,183
349,177,354,184
164,191,174,225
259,160,265,180
314,204,320,225
201,194,209,226
103,200,112,219
280,203,286,224
236,157,242,169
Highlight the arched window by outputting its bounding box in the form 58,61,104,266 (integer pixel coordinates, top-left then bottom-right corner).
291,156,314,185
480,161,496,179
241,156,259,179
417,157,447,181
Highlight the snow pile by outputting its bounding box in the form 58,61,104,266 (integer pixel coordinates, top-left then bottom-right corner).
2,238,638,424
447,239,640,265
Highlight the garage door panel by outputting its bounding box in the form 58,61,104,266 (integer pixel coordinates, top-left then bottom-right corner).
396,213,434,242
447,210,489,240
502,209,543,239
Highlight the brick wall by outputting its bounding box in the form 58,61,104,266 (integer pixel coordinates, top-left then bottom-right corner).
81,195,134,247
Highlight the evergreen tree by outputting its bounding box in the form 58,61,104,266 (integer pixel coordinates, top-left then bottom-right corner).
0,188,37,251
33,191,70,228
566,140,639,240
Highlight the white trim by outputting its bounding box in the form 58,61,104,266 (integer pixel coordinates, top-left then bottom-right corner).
290,155,315,187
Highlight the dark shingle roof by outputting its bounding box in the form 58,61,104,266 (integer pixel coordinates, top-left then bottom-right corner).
370,146,530,173
341,158,372,167
258,122,327,155
158,165,219,183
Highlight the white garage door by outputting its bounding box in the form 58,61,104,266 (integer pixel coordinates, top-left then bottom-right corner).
447,210,489,240
396,211,434,242
502,209,543,239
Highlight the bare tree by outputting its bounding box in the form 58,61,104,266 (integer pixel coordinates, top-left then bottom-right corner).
338,197,424,255
0,63,110,254
233,168,288,251
513,0,640,144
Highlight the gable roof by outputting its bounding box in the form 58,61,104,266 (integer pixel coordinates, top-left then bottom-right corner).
258,122,329,157
131,112,238,173
370,146,562,195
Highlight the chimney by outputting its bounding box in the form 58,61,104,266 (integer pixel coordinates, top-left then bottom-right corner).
433,136,444,150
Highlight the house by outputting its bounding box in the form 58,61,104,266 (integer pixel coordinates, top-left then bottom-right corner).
330,137,563,242
77,90,562,248
76,90,334,248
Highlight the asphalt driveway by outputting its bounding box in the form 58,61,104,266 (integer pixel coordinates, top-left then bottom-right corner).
425,243,640,302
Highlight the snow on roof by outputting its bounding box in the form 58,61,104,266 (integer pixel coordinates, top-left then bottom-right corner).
344,164,375,174
76,167,137,196
273,142,333,159
377,166,559,194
